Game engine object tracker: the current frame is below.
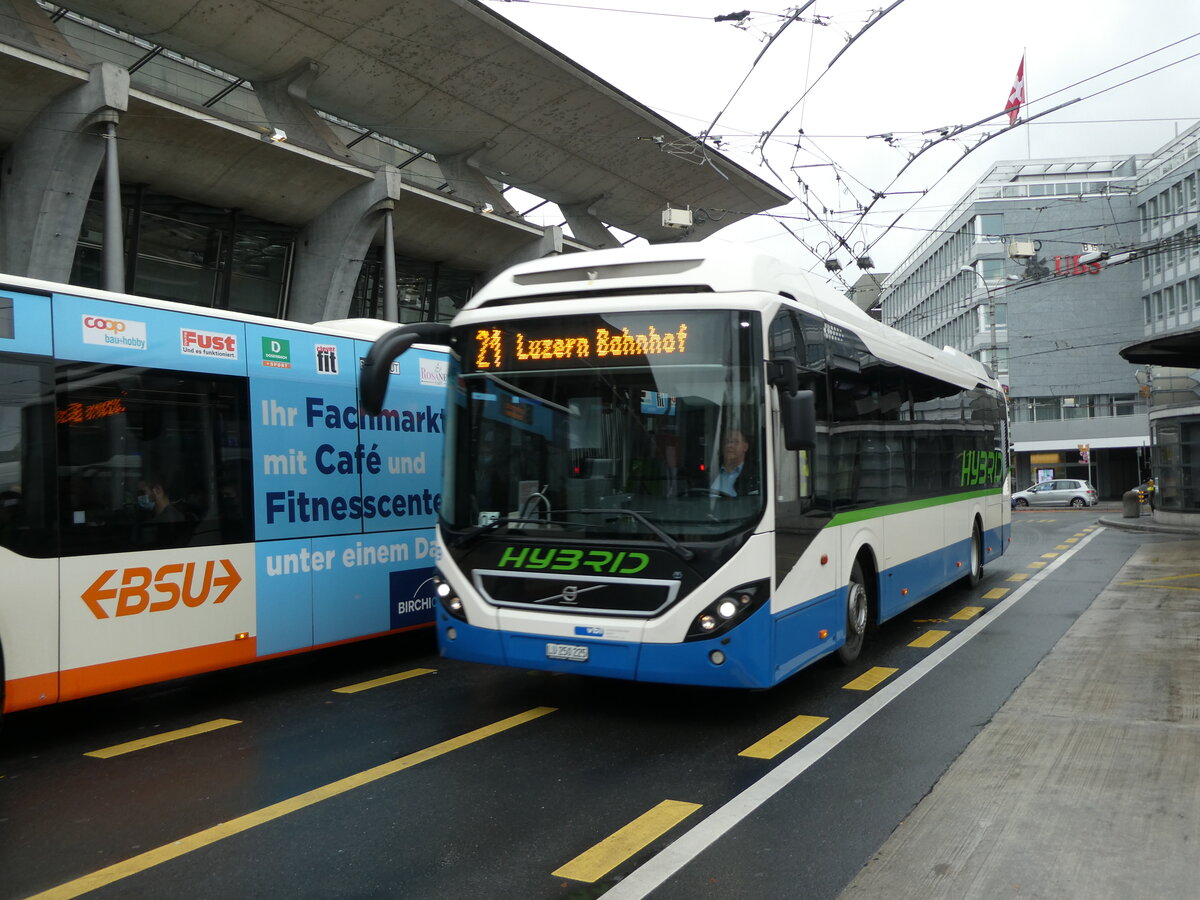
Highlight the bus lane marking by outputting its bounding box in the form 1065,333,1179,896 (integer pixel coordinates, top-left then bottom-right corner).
1028,561,1048,568
950,606,984,621
1007,573,1031,582
908,630,949,649
332,667,435,693
553,800,702,883
843,667,897,691
32,707,556,900
1041,552,1060,559
1054,544,1070,550
85,719,241,759
602,529,1106,900
982,588,1009,600
739,715,829,760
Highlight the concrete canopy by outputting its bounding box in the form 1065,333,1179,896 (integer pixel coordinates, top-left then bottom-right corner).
56,0,790,242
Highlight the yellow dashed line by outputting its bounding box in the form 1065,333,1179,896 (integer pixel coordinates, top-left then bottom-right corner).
1029,561,1047,568
739,715,828,760
39,708,556,900
553,800,702,882
1041,552,1060,559
333,667,435,694
1007,573,1031,582
982,588,1008,600
951,606,984,621
1065,538,1079,544
86,719,241,759
909,629,950,649
1054,544,1069,550
843,667,898,691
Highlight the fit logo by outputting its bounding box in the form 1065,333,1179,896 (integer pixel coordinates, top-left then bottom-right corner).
81,559,242,619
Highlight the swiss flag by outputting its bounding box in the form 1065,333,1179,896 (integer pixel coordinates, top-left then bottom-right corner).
1005,54,1026,124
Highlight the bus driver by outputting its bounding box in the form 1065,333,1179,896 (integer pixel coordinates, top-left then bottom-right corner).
711,428,759,497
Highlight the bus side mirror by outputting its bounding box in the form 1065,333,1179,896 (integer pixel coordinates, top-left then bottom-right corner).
780,389,816,451
360,322,451,415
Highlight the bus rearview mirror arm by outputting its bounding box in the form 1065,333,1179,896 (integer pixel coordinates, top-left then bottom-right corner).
360,322,451,416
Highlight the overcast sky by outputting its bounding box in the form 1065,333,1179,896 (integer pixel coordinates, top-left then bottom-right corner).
487,0,1200,281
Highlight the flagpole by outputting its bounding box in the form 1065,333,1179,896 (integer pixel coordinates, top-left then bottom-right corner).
1025,48,1031,158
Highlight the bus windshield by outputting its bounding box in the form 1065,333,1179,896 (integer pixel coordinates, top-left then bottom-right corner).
443,309,764,543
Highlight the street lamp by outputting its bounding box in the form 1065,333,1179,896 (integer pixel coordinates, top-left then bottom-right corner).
960,265,1019,379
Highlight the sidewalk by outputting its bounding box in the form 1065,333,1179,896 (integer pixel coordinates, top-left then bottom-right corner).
840,528,1200,899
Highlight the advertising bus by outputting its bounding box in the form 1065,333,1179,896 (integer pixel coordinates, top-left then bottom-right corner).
0,275,446,718
360,242,1010,688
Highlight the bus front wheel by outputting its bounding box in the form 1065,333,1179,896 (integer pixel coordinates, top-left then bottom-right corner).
837,561,869,664
967,521,984,587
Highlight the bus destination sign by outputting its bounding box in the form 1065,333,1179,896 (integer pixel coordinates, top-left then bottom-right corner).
463,311,734,372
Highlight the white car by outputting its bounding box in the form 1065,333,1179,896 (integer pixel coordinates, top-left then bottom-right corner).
1012,479,1098,508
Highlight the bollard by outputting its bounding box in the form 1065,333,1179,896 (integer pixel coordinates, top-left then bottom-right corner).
1122,490,1142,518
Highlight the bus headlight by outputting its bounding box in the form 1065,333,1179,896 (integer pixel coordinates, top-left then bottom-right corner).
433,575,467,622
685,580,769,641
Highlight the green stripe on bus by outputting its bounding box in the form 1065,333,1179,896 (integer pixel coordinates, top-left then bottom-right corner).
827,489,1002,527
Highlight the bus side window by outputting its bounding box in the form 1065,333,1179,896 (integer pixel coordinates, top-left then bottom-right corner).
0,357,56,558
56,363,252,556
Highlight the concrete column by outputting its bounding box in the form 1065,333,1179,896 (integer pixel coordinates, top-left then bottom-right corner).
288,167,403,323
482,225,564,284
434,143,517,216
559,196,621,249
0,62,129,281
382,210,398,322
102,121,124,292
250,60,353,159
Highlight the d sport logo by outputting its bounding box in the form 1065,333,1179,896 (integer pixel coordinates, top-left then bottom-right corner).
82,314,147,350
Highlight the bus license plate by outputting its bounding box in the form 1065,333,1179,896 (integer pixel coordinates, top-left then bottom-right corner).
546,642,589,662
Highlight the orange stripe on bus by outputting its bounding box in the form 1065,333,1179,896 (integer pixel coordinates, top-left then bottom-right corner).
4,672,60,714
58,638,260,703
4,621,434,714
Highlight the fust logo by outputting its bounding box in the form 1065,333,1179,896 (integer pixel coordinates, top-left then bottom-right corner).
181,329,238,360
81,559,242,619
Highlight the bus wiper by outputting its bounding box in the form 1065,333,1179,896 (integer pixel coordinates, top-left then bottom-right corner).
580,508,695,561
455,515,577,548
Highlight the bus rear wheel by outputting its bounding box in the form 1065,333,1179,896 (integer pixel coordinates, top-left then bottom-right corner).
837,561,869,664
967,522,984,587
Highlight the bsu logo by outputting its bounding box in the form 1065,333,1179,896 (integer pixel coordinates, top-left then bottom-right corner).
81,559,242,619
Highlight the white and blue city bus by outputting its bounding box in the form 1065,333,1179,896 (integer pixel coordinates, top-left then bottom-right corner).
360,243,1010,688
0,275,446,718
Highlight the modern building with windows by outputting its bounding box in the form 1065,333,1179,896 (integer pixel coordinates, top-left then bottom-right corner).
0,0,787,324
1120,121,1200,522
878,156,1149,498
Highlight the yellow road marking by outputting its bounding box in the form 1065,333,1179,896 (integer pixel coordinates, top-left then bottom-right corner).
85,719,241,759
1041,552,1060,559
1054,544,1070,550
553,800,702,883
982,588,1008,600
1065,538,1079,543
951,606,984,621
908,629,949,649
34,707,556,900
1118,572,1200,591
333,667,435,694
1007,573,1031,582
1028,561,1047,568
843,667,898,691
739,715,828,759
